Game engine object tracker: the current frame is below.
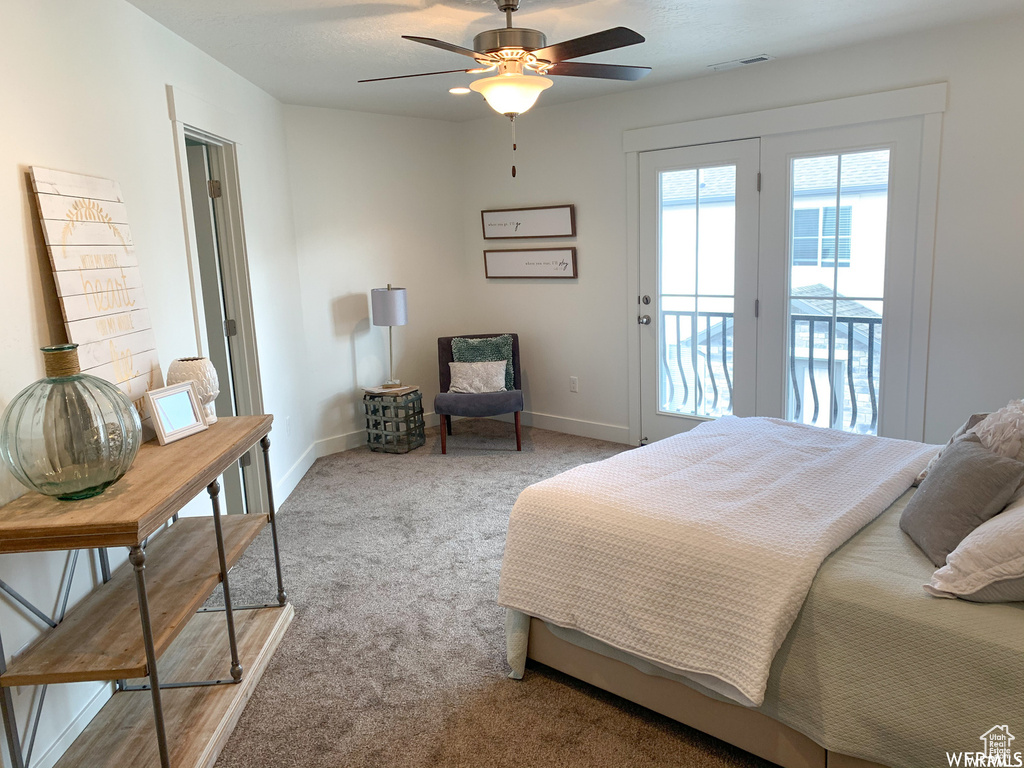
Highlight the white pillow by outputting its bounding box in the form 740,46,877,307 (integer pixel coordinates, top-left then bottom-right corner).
971,399,1024,463
924,491,1024,602
448,361,507,394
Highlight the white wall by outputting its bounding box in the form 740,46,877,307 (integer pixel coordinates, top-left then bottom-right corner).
284,106,466,454
0,2,311,766
456,12,1024,445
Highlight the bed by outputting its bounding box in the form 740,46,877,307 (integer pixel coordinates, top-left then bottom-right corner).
498,417,1024,768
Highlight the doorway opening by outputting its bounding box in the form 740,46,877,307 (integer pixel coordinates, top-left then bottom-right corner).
178,129,267,515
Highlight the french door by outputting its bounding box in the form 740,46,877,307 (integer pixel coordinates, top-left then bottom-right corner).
639,139,760,443
639,118,926,442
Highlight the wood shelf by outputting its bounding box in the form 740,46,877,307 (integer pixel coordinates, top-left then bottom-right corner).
1,514,266,687
53,604,294,768
0,415,272,553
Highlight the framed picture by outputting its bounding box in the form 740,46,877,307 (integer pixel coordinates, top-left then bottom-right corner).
481,205,575,239
484,248,578,279
144,381,209,445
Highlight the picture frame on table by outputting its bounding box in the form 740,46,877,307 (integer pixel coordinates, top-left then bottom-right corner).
483,247,578,279
481,204,576,239
144,381,209,445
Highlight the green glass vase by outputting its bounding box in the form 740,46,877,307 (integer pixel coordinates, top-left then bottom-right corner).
0,344,142,500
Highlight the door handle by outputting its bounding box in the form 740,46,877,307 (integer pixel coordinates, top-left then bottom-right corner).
638,315,652,325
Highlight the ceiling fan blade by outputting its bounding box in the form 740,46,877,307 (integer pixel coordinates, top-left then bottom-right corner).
546,61,651,81
358,68,476,83
402,35,491,61
530,27,645,63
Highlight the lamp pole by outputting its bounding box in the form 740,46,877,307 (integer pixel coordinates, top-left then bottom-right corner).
387,284,395,384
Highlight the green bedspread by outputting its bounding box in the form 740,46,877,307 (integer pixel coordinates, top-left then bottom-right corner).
525,489,1024,767
762,489,1024,767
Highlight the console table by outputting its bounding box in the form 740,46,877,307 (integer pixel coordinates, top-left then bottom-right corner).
0,415,292,768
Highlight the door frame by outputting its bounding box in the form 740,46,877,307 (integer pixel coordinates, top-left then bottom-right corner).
167,85,268,514
624,83,946,445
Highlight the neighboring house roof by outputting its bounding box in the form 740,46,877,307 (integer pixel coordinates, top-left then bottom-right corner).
668,285,879,355
790,284,881,318
661,151,890,205
661,165,736,204
793,150,890,195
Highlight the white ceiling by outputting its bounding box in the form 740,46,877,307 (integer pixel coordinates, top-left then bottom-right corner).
126,0,1023,122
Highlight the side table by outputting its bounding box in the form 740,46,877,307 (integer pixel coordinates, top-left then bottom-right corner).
363,387,425,453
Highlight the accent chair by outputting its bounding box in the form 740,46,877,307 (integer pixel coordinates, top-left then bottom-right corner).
434,333,523,454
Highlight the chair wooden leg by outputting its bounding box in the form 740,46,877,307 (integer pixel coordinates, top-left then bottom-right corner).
515,411,522,451
446,415,453,435
440,416,447,454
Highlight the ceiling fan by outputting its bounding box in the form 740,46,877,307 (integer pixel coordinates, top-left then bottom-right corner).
359,0,651,119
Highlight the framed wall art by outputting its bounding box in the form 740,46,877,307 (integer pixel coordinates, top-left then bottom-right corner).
484,248,577,279
481,204,575,239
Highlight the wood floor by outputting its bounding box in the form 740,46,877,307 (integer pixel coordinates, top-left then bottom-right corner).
53,604,293,768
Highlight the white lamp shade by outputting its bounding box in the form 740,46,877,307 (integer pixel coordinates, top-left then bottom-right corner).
371,287,408,327
470,73,553,116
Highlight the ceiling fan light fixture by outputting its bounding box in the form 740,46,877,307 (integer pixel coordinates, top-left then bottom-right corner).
470,72,553,116
449,86,471,94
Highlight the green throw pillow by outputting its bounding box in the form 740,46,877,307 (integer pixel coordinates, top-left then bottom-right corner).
451,335,514,391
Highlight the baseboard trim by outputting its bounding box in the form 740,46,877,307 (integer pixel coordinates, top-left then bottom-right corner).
34,681,112,768
314,430,366,458
275,442,316,505
486,410,631,444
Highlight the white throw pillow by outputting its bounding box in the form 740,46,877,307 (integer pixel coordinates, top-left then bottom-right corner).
448,361,507,394
971,399,1024,463
924,492,1024,602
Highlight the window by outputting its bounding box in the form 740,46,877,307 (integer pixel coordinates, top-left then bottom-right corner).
821,206,851,268
791,205,851,268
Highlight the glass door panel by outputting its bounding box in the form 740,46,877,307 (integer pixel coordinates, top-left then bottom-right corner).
786,149,890,434
659,165,737,418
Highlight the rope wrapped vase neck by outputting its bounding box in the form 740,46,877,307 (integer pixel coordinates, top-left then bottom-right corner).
42,344,82,378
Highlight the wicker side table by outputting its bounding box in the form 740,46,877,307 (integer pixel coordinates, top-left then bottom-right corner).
363,388,425,453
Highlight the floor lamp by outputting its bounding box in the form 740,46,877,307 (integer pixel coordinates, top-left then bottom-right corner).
371,285,408,388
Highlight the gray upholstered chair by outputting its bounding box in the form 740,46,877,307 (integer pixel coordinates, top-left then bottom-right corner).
434,333,523,454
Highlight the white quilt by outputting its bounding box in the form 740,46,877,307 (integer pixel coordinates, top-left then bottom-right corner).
498,417,936,707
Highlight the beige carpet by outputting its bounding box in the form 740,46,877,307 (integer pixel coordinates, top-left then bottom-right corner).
215,419,773,768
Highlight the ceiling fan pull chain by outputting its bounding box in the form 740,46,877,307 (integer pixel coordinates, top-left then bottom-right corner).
510,114,517,178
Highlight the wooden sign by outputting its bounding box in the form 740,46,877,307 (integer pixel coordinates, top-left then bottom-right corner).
481,205,576,239
30,167,164,429
483,248,578,278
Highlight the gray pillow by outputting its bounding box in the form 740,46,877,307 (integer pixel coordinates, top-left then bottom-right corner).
900,436,1024,566
913,412,988,486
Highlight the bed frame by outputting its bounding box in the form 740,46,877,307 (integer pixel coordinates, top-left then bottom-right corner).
527,618,887,768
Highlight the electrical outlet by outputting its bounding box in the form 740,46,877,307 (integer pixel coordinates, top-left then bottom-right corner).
569,376,579,393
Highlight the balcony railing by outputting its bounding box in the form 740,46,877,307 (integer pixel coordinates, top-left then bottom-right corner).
661,310,734,418
789,313,882,432
660,310,882,433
